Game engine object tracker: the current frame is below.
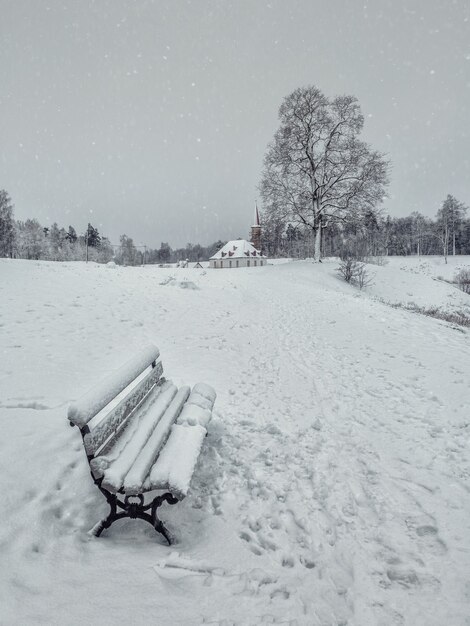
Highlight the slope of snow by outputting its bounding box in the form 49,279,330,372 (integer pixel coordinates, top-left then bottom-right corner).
0,257,469,625
383,254,470,282
360,259,470,317
361,255,470,317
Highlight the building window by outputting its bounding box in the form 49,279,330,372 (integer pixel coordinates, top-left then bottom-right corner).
229,260,232,268
236,260,239,268
247,260,250,267
254,260,257,267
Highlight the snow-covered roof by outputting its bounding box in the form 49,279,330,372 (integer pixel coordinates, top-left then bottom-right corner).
210,239,265,260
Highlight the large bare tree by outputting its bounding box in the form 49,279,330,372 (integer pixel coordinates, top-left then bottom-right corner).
260,86,389,260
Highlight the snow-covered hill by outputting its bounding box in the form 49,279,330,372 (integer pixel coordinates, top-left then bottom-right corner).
364,255,470,318
1,257,469,625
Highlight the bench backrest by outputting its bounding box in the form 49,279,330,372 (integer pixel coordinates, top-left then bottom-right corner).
67,344,164,457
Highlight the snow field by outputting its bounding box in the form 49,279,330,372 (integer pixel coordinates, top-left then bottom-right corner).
363,255,470,318
0,257,469,625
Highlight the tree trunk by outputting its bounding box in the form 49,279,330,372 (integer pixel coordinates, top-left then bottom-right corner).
313,200,322,262
314,226,322,261
453,232,456,256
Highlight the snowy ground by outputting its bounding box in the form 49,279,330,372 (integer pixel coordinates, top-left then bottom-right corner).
1,257,469,625
364,255,470,318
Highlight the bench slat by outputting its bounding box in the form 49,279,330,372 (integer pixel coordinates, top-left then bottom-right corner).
123,385,191,494
83,361,163,456
148,423,208,499
89,378,169,480
101,382,178,493
67,344,160,427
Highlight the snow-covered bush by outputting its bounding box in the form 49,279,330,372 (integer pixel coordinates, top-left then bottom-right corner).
337,257,357,283
356,263,373,289
337,258,372,290
455,268,470,294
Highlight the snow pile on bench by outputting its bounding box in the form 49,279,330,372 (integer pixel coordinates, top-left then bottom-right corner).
176,383,217,428
145,383,217,497
67,345,160,427
123,386,190,494
148,423,208,498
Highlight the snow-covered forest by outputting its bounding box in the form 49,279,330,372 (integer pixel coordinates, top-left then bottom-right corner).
1,188,469,265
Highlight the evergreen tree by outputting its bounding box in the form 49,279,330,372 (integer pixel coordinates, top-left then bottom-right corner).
85,224,101,247
66,225,77,243
157,242,171,263
0,190,15,257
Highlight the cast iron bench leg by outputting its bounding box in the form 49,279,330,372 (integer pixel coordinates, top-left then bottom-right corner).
91,484,179,544
91,490,120,537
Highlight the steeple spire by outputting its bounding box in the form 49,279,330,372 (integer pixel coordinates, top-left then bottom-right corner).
250,202,262,251
253,201,260,227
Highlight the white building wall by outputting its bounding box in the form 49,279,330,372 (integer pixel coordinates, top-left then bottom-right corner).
209,258,266,269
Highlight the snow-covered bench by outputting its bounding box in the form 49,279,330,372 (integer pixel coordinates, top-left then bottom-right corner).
67,344,216,544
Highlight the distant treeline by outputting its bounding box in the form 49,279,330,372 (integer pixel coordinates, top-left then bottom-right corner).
1,188,469,264
0,190,226,265
261,195,470,262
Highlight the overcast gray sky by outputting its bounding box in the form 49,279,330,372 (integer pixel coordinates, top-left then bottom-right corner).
1,0,469,248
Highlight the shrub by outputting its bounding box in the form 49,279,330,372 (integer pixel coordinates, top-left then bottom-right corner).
455,268,470,294
337,257,357,283
337,257,373,290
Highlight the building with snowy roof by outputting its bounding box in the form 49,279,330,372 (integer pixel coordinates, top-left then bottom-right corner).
209,239,266,269
209,204,266,269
